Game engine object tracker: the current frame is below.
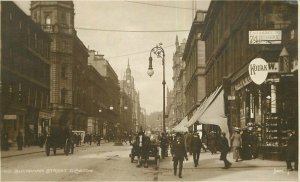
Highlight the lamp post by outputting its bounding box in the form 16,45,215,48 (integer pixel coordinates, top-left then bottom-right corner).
148,43,166,133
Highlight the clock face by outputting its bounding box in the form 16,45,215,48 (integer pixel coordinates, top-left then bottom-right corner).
127,80,130,84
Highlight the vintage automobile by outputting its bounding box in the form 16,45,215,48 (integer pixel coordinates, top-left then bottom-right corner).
45,126,74,156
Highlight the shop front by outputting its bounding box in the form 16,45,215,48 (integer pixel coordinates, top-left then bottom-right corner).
230,60,298,160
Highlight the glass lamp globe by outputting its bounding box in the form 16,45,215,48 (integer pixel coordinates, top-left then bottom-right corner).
109,106,114,110
147,69,154,77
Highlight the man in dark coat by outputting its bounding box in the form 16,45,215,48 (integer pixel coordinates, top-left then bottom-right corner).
286,130,298,171
219,132,232,169
171,133,188,178
241,129,252,160
16,132,23,150
190,132,202,167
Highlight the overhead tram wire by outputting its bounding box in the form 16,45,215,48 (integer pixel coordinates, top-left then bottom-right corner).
76,27,190,33
124,0,194,10
107,44,174,59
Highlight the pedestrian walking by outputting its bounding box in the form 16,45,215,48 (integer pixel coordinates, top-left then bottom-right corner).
230,128,242,162
286,130,298,171
1,130,9,151
78,134,82,145
208,131,217,154
16,132,23,150
190,132,202,167
249,130,258,159
219,132,232,169
97,135,101,146
89,134,92,145
185,131,193,155
241,128,252,160
171,133,188,178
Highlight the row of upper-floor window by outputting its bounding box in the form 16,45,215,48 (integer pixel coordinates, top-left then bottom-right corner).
4,11,50,60
185,77,198,111
205,29,297,95
185,46,198,84
32,10,71,27
2,48,50,84
205,1,297,63
2,81,49,110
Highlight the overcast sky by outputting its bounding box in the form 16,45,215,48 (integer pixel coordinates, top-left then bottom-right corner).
15,0,211,114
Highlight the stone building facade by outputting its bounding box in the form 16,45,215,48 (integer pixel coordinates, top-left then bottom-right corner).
88,50,120,138
1,1,51,145
172,36,187,125
183,10,207,130
201,0,298,160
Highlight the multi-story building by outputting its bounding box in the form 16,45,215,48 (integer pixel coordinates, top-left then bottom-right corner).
201,0,298,160
183,10,207,131
166,88,176,131
1,1,51,145
30,1,89,131
120,90,133,134
172,36,187,125
88,50,120,138
119,61,142,132
85,65,109,136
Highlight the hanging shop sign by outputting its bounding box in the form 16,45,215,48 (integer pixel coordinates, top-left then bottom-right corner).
249,30,282,44
268,62,279,73
249,58,269,85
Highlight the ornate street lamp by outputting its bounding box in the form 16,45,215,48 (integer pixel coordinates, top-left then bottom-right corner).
148,43,166,133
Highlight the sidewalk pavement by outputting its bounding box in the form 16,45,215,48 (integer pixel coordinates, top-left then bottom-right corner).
1,141,111,158
158,151,298,181
160,151,287,170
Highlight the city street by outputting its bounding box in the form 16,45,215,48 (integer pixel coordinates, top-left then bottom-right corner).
1,143,298,181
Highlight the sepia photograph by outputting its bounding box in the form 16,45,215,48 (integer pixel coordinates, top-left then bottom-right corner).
0,0,299,181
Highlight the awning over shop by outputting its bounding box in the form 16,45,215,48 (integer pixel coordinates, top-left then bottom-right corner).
173,116,188,132
185,86,229,139
185,86,222,128
198,89,229,138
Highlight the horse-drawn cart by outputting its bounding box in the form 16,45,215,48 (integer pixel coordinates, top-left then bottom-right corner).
45,127,74,156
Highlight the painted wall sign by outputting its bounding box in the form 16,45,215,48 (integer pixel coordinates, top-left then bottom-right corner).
249,30,282,44
249,58,269,85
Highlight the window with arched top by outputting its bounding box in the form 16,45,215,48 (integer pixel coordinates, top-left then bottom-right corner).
45,16,51,25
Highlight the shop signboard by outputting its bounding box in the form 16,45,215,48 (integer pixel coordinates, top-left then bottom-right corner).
234,75,252,90
228,96,235,100
268,62,279,73
249,30,282,44
248,58,269,85
3,115,17,120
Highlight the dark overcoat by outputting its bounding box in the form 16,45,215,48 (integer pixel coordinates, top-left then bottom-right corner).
171,138,187,160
